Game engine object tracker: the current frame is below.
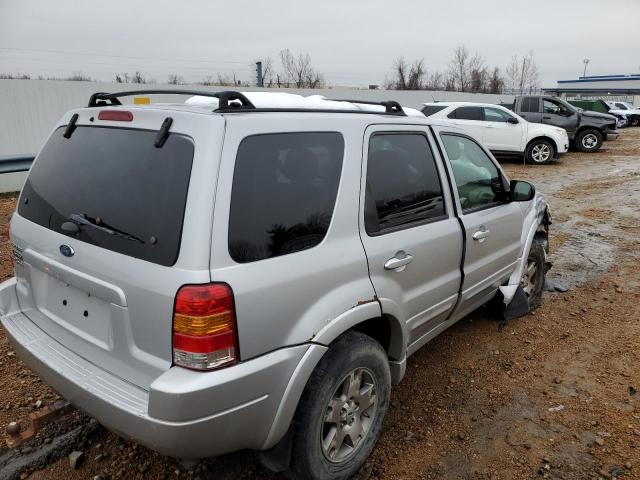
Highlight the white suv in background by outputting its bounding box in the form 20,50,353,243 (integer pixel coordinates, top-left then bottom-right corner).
605,101,640,127
421,102,569,165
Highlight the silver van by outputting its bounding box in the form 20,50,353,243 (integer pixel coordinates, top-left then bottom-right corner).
0,91,550,480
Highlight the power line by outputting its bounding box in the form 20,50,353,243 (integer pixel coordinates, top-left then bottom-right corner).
0,56,251,72
0,47,248,65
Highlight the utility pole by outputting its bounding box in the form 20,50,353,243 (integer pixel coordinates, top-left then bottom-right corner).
256,61,264,88
582,58,590,78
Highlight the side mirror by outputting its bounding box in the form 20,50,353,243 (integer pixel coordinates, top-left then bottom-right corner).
507,117,519,124
510,180,536,202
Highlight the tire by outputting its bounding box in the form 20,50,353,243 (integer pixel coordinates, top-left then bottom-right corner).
288,331,391,480
631,116,639,127
575,128,603,153
521,241,545,311
525,139,554,165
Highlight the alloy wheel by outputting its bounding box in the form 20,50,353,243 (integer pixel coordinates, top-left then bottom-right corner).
531,143,551,163
581,133,598,149
321,368,378,463
521,258,539,297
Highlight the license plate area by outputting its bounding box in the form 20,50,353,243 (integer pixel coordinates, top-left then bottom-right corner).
31,269,113,350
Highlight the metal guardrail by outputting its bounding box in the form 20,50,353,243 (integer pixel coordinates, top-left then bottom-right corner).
0,155,35,174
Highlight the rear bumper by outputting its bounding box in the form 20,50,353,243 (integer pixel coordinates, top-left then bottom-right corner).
0,278,324,459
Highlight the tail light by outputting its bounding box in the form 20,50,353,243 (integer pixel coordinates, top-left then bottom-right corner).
172,283,238,371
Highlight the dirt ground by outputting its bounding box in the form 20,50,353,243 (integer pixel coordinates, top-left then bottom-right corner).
1,128,640,479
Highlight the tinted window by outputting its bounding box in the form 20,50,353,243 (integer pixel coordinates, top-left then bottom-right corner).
228,132,344,263
365,134,445,234
421,105,447,117
521,97,539,113
440,134,504,212
447,106,483,121
615,103,628,110
19,126,194,266
483,107,512,122
543,99,562,114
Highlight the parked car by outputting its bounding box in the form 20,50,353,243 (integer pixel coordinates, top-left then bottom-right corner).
504,95,618,153
569,99,629,128
421,102,568,165
0,90,551,480
604,101,640,127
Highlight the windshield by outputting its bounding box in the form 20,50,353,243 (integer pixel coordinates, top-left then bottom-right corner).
19,126,194,266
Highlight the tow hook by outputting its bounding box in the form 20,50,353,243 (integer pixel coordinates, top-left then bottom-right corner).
5,400,73,448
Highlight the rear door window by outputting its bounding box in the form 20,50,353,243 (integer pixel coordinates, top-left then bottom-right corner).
521,97,539,113
365,133,446,234
19,126,194,266
448,106,483,121
228,132,344,263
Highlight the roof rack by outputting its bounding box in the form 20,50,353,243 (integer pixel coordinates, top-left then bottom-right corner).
87,90,407,116
88,90,255,109
329,99,405,115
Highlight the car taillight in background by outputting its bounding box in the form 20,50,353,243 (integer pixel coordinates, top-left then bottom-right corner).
172,283,238,371
98,110,134,121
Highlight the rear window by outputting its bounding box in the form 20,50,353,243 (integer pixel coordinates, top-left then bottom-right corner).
18,126,194,266
228,132,344,263
521,97,539,113
421,105,447,117
447,106,483,120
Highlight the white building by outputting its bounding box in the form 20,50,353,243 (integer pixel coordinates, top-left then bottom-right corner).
544,74,640,105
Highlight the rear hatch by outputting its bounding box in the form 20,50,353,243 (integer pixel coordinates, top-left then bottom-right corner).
10,108,221,389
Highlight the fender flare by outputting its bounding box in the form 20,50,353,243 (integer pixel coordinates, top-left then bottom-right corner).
500,197,550,304
261,301,407,450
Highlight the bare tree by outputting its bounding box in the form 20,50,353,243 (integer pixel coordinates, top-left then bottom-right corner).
448,46,471,92
132,71,146,84
167,74,185,85
426,71,444,90
279,49,324,89
386,57,426,90
506,52,539,94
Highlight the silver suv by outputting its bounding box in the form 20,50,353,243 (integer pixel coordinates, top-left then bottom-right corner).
0,90,550,480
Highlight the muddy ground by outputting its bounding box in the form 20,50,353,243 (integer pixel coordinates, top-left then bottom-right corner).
1,128,640,479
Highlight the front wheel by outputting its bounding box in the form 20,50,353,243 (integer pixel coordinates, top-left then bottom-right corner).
525,139,555,165
288,331,391,480
575,128,603,152
521,241,546,310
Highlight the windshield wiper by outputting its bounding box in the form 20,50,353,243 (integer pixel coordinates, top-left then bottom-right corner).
65,213,145,244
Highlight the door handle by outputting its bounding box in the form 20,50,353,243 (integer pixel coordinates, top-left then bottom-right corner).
543,116,551,119
472,228,491,242
384,251,413,271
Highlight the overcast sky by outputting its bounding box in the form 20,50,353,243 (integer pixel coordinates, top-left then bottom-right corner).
1,0,639,87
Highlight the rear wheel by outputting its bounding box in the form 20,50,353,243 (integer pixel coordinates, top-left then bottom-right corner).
575,128,603,153
288,331,390,480
525,139,554,165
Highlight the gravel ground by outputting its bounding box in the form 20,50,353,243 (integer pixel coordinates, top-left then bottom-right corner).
1,129,640,479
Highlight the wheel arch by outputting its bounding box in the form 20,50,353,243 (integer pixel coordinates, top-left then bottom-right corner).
261,305,407,453
527,135,559,153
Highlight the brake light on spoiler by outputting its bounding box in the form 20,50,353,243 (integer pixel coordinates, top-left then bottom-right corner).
98,110,133,121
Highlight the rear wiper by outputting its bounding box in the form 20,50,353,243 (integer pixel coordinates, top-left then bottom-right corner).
64,213,145,244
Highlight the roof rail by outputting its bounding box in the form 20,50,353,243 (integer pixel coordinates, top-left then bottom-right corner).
329,99,405,115
88,90,256,109
87,90,407,116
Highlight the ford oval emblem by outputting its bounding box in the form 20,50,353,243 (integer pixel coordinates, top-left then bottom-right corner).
59,244,74,257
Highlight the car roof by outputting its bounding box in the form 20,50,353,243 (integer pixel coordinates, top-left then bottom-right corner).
79,91,467,129
421,101,504,108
